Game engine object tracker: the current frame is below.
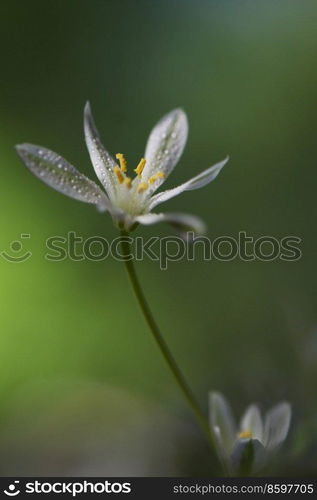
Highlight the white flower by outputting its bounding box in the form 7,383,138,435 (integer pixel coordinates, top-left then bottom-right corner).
16,103,228,235
209,392,291,474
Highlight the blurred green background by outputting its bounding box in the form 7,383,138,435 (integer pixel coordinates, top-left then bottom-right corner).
0,0,316,476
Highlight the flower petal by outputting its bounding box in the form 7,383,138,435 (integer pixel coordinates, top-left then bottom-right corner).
263,402,291,450
240,405,263,442
209,392,236,455
16,143,110,211
84,102,118,199
148,157,228,211
135,212,206,235
142,108,188,192
212,425,228,461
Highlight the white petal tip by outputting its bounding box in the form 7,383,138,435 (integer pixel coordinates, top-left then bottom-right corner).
15,143,37,156
15,143,27,151
274,401,292,420
163,107,188,126
217,156,230,169
170,107,186,115
209,392,228,411
210,391,224,402
84,101,92,117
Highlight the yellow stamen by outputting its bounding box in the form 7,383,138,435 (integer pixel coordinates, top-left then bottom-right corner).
116,153,127,172
124,177,132,189
113,166,124,184
134,158,146,177
137,182,148,193
238,430,252,439
148,172,165,184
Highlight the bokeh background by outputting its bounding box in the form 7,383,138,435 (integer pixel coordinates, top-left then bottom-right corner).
0,0,316,476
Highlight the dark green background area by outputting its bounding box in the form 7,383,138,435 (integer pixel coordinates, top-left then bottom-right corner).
0,0,316,475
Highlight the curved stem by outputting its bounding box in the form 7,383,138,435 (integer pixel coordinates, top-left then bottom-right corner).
120,231,227,473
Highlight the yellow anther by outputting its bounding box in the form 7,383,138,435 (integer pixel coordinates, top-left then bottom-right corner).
148,172,165,184
113,166,124,184
137,182,148,193
124,177,132,189
116,153,127,172
134,158,146,177
238,430,252,439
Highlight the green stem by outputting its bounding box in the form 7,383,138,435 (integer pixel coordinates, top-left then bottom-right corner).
120,231,227,474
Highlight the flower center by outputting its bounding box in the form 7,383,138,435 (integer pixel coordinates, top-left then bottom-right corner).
112,153,165,194
237,429,252,439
